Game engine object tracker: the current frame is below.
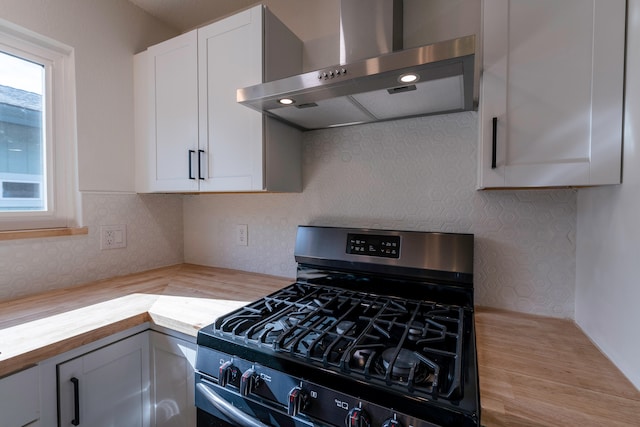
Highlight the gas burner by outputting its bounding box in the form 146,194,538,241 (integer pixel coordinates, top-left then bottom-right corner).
382,348,419,376
351,348,375,368
261,317,296,344
381,348,433,385
295,331,352,363
407,321,424,341
336,320,355,335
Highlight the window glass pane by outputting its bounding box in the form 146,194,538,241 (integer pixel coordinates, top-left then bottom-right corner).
0,51,45,211
3,181,39,198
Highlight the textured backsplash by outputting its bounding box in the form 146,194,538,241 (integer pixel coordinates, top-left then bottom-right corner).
0,193,183,301
184,112,577,318
0,112,577,318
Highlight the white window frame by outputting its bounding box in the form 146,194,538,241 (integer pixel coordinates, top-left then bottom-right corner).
0,18,78,231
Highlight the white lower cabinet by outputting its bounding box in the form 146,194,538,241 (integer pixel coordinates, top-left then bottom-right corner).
57,332,151,427
44,328,196,427
0,365,40,427
149,331,197,427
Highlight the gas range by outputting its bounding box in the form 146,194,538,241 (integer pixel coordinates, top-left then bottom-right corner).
195,226,480,427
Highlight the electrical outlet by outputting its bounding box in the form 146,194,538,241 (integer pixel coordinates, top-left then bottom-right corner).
100,225,127,250
236,224,248,246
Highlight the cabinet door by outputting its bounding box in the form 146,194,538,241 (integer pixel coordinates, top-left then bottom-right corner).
150,332,196,427
478,0,625,188
57,333,150,427
143,30,200,192
198,5,265,191
0,365,40,427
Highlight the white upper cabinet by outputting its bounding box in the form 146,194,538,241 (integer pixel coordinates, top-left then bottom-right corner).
198,8,263,191
478,0,626,188
136,30,199,193
135,5,302,193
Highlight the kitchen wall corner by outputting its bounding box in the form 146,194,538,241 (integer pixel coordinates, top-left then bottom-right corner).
575,0,640,391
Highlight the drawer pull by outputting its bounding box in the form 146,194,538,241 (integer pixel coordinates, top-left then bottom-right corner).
198,149,205,180
491,117,498,169
188,150,196,180
71,376,80,426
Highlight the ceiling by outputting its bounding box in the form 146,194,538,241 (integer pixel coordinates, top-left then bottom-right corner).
128,0,342,71
128,0,263,32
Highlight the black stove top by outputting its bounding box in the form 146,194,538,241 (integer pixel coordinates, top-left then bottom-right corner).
209,280,466,400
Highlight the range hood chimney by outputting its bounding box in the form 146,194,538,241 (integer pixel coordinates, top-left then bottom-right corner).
339,0,403,64
237,0,477,131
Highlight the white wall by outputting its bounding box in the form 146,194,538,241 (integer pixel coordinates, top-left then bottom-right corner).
184,113,578,318
261,0,339,71
0,1,184,301
0,193,183,301
0,0,178,191
575,0,640,390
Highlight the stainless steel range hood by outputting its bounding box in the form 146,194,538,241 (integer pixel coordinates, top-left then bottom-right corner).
237,0,477,131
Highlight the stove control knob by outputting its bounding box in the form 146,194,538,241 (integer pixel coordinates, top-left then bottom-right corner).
382,417,402,427
287,386,309,416
218,361,233,387
240,368,258,396
346,407,371,427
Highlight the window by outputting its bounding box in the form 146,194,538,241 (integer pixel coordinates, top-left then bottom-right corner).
0,52,44,211
0,18,77,231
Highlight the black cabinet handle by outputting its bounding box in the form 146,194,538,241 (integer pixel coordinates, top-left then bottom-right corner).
198,150,205,180
188,150,196,180
491,117,498,169
71,377,80,426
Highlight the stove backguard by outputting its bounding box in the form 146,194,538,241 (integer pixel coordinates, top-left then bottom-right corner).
294,226,474,287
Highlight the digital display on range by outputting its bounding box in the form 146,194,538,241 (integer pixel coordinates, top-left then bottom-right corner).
346,234,400,258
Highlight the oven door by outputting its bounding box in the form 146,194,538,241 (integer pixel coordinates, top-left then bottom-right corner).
195,374,314,427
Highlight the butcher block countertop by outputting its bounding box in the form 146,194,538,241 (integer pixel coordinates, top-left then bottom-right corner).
1,264,639,426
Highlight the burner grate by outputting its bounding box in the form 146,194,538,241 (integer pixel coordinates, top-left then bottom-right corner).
213,282,465,399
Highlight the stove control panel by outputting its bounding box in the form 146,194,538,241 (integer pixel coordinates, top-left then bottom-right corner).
298,378,437,427
196,349,442,427
346,233,400,258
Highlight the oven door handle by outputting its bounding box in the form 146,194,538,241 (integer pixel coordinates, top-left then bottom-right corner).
196,382,270,427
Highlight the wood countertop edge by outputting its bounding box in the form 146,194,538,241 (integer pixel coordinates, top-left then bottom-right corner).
0,313,152,378
0,264,291,378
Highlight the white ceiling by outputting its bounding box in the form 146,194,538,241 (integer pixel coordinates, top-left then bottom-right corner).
128,0,263,31
128,0,342,70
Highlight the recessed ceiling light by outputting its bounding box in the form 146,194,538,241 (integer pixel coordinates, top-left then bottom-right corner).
398,73,419,84
278,98,295,105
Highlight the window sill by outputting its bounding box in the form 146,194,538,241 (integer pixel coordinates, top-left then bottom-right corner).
0,226,88,241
